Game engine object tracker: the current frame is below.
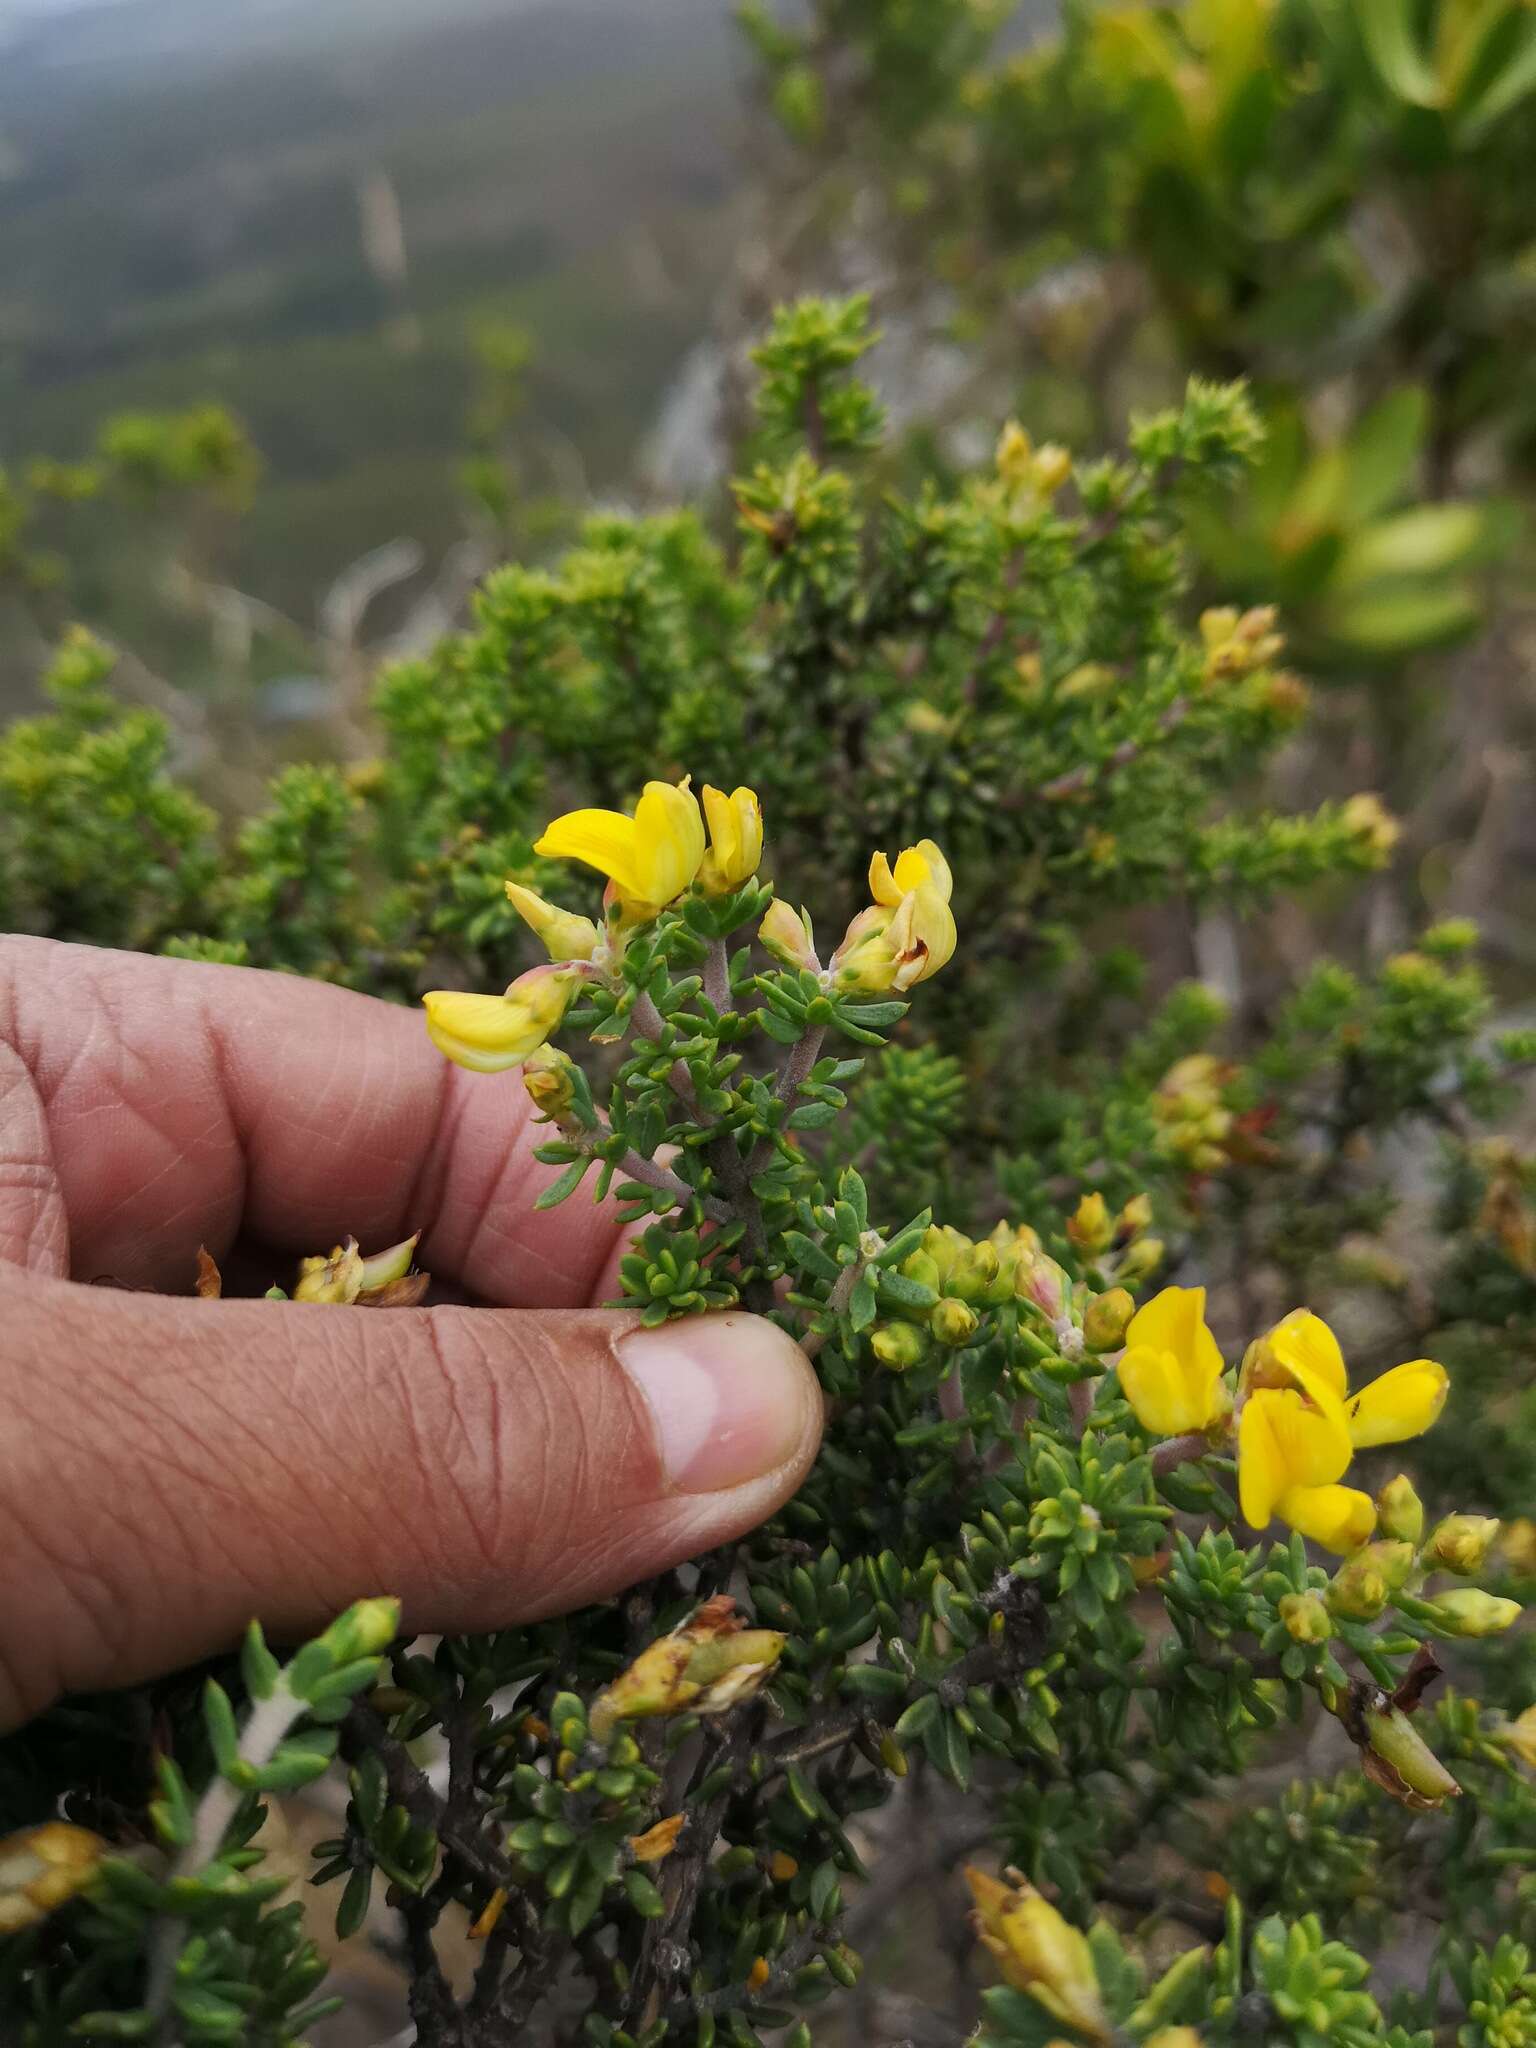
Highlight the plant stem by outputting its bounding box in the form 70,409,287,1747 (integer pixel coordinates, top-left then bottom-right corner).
148,1685,309,2032
1152,1430,1212,1476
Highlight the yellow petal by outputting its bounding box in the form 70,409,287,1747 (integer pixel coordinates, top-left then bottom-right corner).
422,969,576,1074
1238,1395,1286,1528
1279,1483,1378,1554
535,807,644,900
868,850,903,906
1259,1383,1352,1489
1346,1359,1449,1449
1265,1308,1348,1399
1125,1285,1223,1397
893,838,952,902
631,779,706,905
1119,1345,1202,1437
888,881,957,989
699,784,763,894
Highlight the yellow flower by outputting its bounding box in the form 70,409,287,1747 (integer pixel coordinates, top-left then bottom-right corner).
423,965,581,1074
698,784,764,895
504,881,601,962
1498,1704,1536,1770
832,839,957,992
964,1869,1110,2043
1118,1285,1229,1437
534,778,706,917
1238,1311,1448,1553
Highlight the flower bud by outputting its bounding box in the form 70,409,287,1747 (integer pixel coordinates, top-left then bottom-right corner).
1498,1704,1536,1770
759,897,819,973
900,1248,943,1294
1031,444,1072,495
1278,1593,1331,1644
0,1823,104,1933
1146,2032,1204,2048
1116,1236,1165,1284
1425,1515,1501,1577
872,1321,928,1372
699,784,764,895
1327,1556,1388,1622
949,1239,1001,1302
523,1045,579,1121
504,881,601,963
964,1868,1109,2041
921,1225,970,1282
1363,1704,1462,1809
319,1596,402,1664
1341,791,1400,864
1015,1244,1070,1319
995,419,1034,488
931,1297,980,1348
1376,1474,1425,1547
1500,1519,1536,1575
1430,1589,1522,1637
1083,1288,1134,1353
1116,1193,1153,1239
1066,1192,1112,1256
1358,1540,1418,1592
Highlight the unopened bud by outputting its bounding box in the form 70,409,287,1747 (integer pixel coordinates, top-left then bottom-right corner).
1376,1475,1425,1547
1083,1288,1134,1353
931,1298,980,1348
319,1596,402,1665
872,1321,928,1372
1431,1589,1521,1637
1116,1237,1165,1284
523,1044,579,1120
1066,1192,1113,1256
900,1249,943,1294
1425,1515,1500,1577
950,1239,1001,1302
1363,1704,1462,1809
1031,444,1072,495
1327,1557,1388,1622
1116,1193,1153,1239
759,897,820,974
1279,1593,1331,1644
1357,1540,1418,1593
504,881,601,964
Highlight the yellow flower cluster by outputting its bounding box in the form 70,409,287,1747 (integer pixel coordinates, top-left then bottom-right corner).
1116,1289,1447,1554
1198,603,1283,684
423,775,959,1073
1153,1053,1235,1173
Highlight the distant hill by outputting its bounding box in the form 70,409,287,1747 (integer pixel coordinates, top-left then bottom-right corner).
0,0,744,625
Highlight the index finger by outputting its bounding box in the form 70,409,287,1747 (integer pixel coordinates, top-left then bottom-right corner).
0,936,623,1305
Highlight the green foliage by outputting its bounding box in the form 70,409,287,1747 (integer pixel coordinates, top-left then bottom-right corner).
1,296,1534,2048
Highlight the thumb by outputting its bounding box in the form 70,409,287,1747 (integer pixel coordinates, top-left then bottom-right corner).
0,1272,822,1727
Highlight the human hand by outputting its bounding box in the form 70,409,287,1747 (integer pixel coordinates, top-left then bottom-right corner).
0,938,822,1728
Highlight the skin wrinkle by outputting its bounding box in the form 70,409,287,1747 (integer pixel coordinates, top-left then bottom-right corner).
0,939,824,1718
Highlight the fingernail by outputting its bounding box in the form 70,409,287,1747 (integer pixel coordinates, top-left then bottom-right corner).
619,1313,816,1493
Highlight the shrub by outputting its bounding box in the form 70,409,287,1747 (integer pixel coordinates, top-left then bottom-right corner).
2,301,1535,2048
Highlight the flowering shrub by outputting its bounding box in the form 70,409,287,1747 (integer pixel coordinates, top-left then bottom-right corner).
2,301,1536,2047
